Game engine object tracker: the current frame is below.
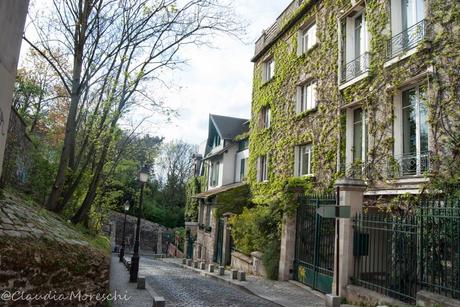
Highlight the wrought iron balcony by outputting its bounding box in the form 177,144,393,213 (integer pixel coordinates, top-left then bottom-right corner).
387,19,426,60
341,52,370,84
387,152,430,177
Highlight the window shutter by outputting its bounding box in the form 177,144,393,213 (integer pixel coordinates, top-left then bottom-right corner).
311,82,317,109
310,23,317,46
297,31,303,56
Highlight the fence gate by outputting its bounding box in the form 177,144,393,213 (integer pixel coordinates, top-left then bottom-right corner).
214,218,225,265
294,194,336,293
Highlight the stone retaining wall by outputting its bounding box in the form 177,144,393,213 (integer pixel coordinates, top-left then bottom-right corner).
108,211,171,254
0,191,110,306
231,251,267,278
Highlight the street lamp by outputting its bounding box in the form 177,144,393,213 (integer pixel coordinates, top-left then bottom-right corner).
129,164,149,282
119,200,130,262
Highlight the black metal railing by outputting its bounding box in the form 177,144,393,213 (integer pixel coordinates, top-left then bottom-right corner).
387,19,425,60
419,197,460,300
353,210,419,303
352,195,460,304
341,52,370,84
387,152,430,177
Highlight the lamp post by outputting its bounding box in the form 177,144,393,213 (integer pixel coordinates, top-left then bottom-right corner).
129,164,149,283
119,201,130,262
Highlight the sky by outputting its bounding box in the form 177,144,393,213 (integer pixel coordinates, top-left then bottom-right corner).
21,0,292,145
138,0,292,145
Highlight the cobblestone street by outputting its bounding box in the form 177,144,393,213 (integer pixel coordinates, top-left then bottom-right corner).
140,258,280,307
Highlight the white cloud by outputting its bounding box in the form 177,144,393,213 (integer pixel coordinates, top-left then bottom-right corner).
132,0,291,144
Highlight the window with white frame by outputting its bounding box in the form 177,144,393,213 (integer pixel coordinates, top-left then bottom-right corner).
297,81,317,113
263,57,275,82
295,144,313,176
260,107,271,129
340,9,369,84
209,161,220,187
298,23,317,55
388,0,425,59
402,85,428,157
257,155,268,182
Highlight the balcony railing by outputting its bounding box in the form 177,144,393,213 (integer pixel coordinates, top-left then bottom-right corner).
387,19,425,60
341,52,370,84
387,152,430,177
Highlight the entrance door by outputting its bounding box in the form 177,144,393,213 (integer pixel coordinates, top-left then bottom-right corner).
294,194,336,293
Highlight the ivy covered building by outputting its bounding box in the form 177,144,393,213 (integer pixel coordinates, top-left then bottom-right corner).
244,0,459,304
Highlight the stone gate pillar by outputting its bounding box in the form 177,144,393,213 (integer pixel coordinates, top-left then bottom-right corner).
278,212,296,281
222,212,234,266
332,178,366,299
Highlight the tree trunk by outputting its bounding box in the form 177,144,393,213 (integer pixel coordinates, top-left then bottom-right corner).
46,0,90,211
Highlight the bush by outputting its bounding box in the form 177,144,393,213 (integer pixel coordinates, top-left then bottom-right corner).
229,202,282,279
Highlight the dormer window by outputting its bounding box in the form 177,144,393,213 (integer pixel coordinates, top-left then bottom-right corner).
212,134,221,148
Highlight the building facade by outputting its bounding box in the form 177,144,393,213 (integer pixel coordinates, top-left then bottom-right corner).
192,114,250,265
247,0,459,304
0,0,30,178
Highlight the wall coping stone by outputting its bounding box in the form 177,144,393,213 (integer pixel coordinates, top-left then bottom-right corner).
416,290,460,307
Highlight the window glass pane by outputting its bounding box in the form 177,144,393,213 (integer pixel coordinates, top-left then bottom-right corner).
353,108,363,162
240,158,245,180
416,0,424,23
419,85,428,153
302,31,308,52
354,14,362,57
311,82,316,109
402,88,417,155
269,60,274,79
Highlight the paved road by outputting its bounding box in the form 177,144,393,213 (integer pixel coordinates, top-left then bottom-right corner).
141,258,280,307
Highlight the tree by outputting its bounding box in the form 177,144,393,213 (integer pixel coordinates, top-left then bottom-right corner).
24,0,242,222
156,140,196,208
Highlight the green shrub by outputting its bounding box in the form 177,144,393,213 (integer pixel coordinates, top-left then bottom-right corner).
229,202,282,279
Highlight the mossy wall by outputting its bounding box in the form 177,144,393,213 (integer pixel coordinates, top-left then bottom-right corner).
249,0,459,207
233,0,460,274
249,0,347,209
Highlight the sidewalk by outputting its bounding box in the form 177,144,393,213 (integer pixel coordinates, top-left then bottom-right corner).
162,258,325,307
109,255,153,307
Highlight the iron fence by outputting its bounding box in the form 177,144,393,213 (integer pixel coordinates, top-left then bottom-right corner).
419,196,460,299
387,19,425,60
341,52,370,84
352,195,460,303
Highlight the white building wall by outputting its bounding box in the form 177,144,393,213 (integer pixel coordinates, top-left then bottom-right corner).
0,0,29,178
221,144,238,186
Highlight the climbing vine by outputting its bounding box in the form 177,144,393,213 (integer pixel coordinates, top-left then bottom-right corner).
231,0,460,275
